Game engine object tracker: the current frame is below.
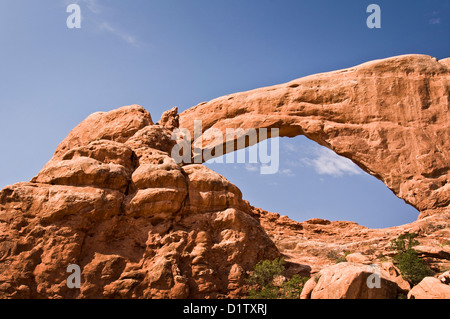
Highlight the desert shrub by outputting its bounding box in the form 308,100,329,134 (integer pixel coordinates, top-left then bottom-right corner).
246,258,309,299
247,285,281,299
390,233,419,253
397,292,407,299
247,258,285,288
246,258,285,299
390,233,434,286
326,249,347,263
394,250,434,285
282,274,309,299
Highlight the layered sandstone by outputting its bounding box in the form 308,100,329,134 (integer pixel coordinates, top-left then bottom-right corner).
0,105,279,299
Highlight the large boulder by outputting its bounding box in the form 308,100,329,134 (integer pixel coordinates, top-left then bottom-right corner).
407,277,450,299
300,262,404,299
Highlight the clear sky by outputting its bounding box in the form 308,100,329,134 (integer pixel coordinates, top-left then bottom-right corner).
1,0,448,228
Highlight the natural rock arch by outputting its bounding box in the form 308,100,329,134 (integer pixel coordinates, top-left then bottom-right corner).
179,54,450,218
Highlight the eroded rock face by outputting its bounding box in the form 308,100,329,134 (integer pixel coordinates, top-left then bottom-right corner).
180,54,450,217
0,105,279,299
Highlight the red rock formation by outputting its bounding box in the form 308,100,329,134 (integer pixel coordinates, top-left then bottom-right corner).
1,55,449,299
0,105,279,299
180,54,450,217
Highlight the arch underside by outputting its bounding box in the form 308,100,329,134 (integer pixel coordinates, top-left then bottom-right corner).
180,54,450,218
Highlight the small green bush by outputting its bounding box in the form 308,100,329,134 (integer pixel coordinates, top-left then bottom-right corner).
246,258,285,288
390,232,434,286
246,258,309,299
247,285,281,299
390,233,419,253
393,250,434,286
282,274,309,299
326,249,347,263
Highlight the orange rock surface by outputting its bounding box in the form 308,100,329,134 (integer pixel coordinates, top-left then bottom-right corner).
0,105,279,298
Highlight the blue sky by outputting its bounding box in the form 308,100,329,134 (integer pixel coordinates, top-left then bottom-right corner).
0,0,448,228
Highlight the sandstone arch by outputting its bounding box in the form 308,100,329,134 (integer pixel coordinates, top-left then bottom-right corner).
179,54,450,218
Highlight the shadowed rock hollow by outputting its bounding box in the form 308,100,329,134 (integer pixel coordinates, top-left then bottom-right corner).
0,54,449,299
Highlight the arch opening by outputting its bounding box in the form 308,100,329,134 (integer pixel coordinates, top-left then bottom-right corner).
204,136,419,229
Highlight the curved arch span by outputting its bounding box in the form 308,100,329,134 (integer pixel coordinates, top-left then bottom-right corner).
179,54,450,218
